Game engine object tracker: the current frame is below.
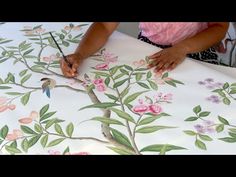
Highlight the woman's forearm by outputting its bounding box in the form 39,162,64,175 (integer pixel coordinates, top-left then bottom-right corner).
74,22,119,59
175,22,229,54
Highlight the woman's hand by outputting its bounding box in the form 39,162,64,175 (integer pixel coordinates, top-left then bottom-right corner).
148,45,187,72
60,54,83,78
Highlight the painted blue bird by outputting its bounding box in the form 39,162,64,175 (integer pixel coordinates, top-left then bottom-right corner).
40,78,56,98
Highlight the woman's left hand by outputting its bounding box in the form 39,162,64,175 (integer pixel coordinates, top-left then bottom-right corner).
148,45,187,72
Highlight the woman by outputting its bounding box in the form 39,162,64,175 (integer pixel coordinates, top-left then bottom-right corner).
60,22,229,77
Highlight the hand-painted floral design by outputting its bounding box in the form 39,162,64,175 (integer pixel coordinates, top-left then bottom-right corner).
0,96,16,113
199,79,236,105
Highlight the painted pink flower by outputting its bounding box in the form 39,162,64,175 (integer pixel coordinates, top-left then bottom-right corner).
73,26,81,31
96,84,106,92
42,54,58,62
8,104,16,110
133,59,146,67
148,104,162,115
154,71,163,78
13,129,23,137
93,78,104,85
163,93,173,101
103,52,118,63
155,79,165,85
6,134,18,141
18,117,33,124
0,105,8,112
64,26,71,30
95,63,109,70
132,104,149,115
35,28,46,34
30,111,38,120
0,97,8,105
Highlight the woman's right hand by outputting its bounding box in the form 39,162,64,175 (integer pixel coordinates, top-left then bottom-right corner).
60,54,83,78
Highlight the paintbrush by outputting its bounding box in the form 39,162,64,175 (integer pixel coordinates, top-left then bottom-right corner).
49,32,72,68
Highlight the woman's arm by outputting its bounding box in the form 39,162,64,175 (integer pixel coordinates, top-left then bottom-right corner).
149,22,229,72
60,22,119,77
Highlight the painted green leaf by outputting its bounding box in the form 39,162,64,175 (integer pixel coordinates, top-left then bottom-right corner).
231,83,236,87
185,117,198,121
105,93,118,101
146,71,152,79
199,134,213,141
217,90,226,97
63,147,70,155
62,41,69,47
199,111,210,117
219,137,236,143
120,68,129,75
135,73,142,81
136,126,175,133
79,102,120,110
124,65,133,71
148,80,158,90
21,74,32,84
0,125,9,139
20,125,37,135
104,77,110,86
183,130,196,136
5,92,23,96
28,135,41,148
120,87,130,98
216,124,224,133
223,82,229,89
54,123,64,135
19,41,26,49
138,113,170,126
229,132,236,138
114,73,126,80
162,72,168,79
109,108,135,123
165,80,176,87
23,49,34,56
59,34,65,40
172,79,184,85
92,117,124,126
92,71,110,77
113,78,129,88
21,92,31,105
124,91,147,105
5,145,22,154
110,66,120,75
0,86,12,89
108,146,135,155
40,134,48,148
73,33,83,39
140,144,186,152
229,128,236,133
195,139,206,150
137,82,150,89
10,141,17,148
47,138,65,147
45,119,57,129
66,123,74,137
40,104,49,118
135,68,148,71
229,89,236,94
33,25,42,30
34,124,43,133
0,78,4,84
40,111,57,122
19,69,28,77
218,116,229,125
110,128,133,148
21,138,29,153
34,61,47,66
223,97,231,105
193,105,201,114
0,58,8,64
